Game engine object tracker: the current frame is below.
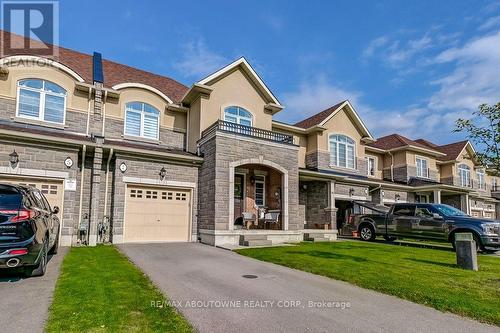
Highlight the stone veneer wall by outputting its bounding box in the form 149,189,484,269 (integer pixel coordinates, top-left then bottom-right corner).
198,132,300,231
0,140,80,244
111,154,199,242
301,181,331,228
305,150,368,176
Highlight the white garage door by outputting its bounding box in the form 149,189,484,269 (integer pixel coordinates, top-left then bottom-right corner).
0,176,64,217
124,185,191,243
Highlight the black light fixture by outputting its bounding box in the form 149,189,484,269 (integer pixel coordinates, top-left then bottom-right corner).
159,167,167,180
395,194,401,202
9,150,19,165
349,188,355,196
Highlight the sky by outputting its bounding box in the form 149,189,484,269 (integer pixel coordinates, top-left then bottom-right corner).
57,0,500,144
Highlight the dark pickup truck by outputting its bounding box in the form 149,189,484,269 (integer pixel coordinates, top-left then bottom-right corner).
343,202,500,251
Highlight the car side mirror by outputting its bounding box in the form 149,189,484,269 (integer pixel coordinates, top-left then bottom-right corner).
432,213,443,220
52,206,60,215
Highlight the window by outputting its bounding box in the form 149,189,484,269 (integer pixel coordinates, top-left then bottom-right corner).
254,176,265,207
458,164,471,187
415,157,429,178
477,169,485,190
329,134,356,169
366,156,376,176
124,102,160,139
415,207,435,219
493,178,499,192
17,79,67,124
224,106,253,126
392,205,415,216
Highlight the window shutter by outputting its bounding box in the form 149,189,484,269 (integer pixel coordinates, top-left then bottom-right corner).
44,95,65,123
18,89,41,118
143,113,158,139
125,111,141,136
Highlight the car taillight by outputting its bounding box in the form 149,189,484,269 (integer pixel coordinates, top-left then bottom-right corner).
8,248,28,255
0,209,36,222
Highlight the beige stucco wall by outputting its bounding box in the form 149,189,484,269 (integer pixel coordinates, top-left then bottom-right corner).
187,96,203,153
440,163,454,179
106,87,186,132
312,107,365,158
0,63,88,112
200,68,271,132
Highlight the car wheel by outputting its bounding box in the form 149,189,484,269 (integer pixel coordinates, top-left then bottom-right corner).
49,231,59,255
25,240,48,277
359,224,375,241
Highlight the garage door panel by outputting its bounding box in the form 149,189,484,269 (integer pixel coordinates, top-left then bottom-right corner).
124,186,191,243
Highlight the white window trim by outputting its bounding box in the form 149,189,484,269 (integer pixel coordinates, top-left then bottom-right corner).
458,164,471,188
477,169,485,190
415,156,429,179
124,102,160,140
223,106,253,127
16,79,67,125
254,176,266,207
365,155,377,177
329,134,357,170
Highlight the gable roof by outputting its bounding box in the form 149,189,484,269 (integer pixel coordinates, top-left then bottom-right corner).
367,133,444,153
294,101,346,129
434,140,471,161
0,30,188,103
294,100,374,140
197,57,281,106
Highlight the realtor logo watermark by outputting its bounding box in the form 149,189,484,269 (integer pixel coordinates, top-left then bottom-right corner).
1,0,59,57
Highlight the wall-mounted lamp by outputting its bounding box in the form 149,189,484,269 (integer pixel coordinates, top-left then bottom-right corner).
302,184,308,190
250,175,255,185
381,190,385,197
395,194,401,202
9,150,19,166
159,167,167,180
349,188,355,196
364,188,368,195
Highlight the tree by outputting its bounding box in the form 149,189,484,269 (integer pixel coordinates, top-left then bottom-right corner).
454,103,500,175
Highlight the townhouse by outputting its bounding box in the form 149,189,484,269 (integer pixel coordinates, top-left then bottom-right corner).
0,30,498,247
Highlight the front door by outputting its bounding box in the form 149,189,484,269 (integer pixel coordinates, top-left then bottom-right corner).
234,174,244,222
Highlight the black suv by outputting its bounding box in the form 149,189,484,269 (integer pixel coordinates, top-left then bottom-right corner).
0,183,60,277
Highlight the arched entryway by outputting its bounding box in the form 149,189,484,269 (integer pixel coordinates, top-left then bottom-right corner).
228,158,289,231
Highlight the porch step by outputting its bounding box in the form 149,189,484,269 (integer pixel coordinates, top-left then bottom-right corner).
240,234,269,241
242,240,273,247
304,237,330,242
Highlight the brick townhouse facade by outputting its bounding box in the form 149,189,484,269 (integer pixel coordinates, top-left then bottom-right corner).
0,30,499,247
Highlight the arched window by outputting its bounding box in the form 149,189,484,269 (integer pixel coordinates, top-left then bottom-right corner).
329,134,356,169
17,79,67,124
224,106,252,126
124,102,160,139
458,164,471,187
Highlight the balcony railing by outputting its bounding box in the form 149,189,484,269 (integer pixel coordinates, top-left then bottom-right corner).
201,120,294,145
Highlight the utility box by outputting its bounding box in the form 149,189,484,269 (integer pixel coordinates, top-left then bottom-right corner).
455,233,478,271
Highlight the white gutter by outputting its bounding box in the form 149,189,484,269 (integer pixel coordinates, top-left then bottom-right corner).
101,90,107,137
77,145,87,236
103,148,113,221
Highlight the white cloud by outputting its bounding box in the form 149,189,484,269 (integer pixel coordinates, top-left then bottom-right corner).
174,39,228,79
478,15,500,30
429,30,500,110
361,36,389,59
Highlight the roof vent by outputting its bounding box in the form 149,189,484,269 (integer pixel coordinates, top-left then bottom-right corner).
92,52,104,83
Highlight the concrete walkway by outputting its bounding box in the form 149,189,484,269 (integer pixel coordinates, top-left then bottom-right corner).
119,243,499,333
0,247,68,333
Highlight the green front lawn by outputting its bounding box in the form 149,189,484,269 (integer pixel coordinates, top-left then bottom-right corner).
237,241,500,326
46,246,192,333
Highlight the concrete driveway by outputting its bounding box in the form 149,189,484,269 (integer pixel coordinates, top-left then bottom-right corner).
0,247,68,333
119,243,498,333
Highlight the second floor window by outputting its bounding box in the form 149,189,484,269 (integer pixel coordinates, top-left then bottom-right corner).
124,102,160,140
493,178,499,192
366,156,376,176
17,79,67,124
477,169,485,190
224,106,253,127
416,157,429,178
330,134,355,169
458,164,471,187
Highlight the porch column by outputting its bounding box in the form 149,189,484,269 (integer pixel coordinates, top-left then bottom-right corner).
433,189,441,204
460,194,470,214
325,180,338,230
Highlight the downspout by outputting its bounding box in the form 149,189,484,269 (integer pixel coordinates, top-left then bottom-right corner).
78,145,87,241
103,148,113,222
101,90,107,137
85,87,93,136
388,152,394,182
